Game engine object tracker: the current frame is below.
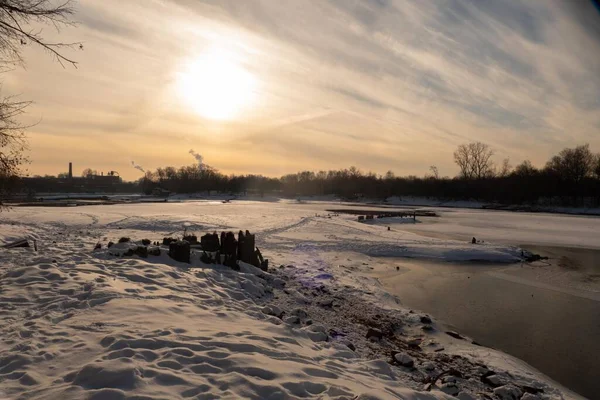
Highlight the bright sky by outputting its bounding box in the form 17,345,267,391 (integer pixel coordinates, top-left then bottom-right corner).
4,0,600,180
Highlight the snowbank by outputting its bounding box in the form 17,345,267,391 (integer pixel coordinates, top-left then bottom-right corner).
0,244,449,399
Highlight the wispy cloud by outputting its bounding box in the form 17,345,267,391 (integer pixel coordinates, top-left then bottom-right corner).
6,0,600,179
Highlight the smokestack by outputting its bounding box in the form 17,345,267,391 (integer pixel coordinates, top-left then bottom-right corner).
68,162,73,179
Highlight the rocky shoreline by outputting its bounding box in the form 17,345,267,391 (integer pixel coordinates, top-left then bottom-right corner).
254,262,571,400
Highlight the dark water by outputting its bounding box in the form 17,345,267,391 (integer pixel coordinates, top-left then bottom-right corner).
378,250,600,399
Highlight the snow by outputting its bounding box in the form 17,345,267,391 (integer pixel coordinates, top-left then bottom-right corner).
0,245,442,399
0,201,592,399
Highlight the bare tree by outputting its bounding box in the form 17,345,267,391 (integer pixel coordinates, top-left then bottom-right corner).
513,160,537,177
429,165,439,179
545,144,594,184
498,158,512,178
0,96,28,177
593,154,600,179
0,0,80,68
0,1,79,206
453,142,495,179
81,168,97,178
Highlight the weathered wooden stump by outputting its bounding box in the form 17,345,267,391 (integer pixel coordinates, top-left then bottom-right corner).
200,233,220,252
163,237,177,246
238,230,260,267
221,231,238,269
183,234,198,244
169,240,190,263
256,247,268,271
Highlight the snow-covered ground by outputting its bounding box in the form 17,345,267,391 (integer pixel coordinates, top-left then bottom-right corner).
0,201,592,399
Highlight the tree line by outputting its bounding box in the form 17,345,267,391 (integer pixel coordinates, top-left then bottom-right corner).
137,143,600,207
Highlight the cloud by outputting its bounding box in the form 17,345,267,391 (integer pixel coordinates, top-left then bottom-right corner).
7,0,600,179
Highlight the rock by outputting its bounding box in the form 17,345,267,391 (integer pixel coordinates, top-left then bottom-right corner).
291,308,308,319
393,353,414,368
265,316,282,325
422,362,436,371
457,392,477,400
440,383,460,396
303,325,328,342
168,240,190,263
482,374,504,387
521,385,544,395
445,330,465,340
241,280,265,298
284,316,300,325
304,319,313,326
442,376,458,383
318,298,333,307
94,243,102,250
366,328,383,341
134,246,148,258
493,385,522,400
272,278,286,288
118,237,131,243
107,241,114,248
294,293,312,305
521,394,541,400
406,337,422,347
261,305,283,318
345,342,356,351
148,246,160,256
421,325,434,332
141,239,151,246
420,315,432,324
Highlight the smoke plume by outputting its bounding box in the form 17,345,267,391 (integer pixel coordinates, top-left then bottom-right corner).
188,149,205,170
131,161,145,173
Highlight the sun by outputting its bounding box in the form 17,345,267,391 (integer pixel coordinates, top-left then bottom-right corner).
176,49,258,120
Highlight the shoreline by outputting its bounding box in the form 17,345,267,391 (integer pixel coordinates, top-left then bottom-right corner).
371,246,600,399
5,194,600,218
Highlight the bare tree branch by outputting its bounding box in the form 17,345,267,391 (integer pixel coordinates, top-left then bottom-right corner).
0,0,79,206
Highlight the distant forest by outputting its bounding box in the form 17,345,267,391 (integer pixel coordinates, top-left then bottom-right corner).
136,143,600,207
9,143,600,207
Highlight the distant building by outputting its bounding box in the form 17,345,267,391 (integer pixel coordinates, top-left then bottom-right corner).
20,162,124,193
